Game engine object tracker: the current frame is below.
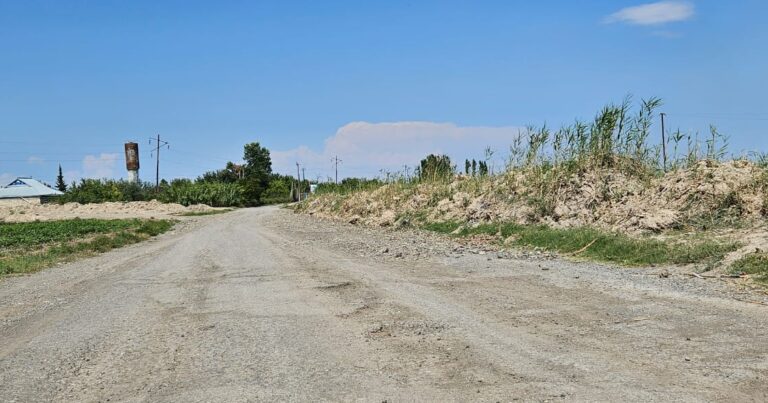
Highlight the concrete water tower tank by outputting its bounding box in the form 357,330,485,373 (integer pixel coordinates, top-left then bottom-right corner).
124,142,140,183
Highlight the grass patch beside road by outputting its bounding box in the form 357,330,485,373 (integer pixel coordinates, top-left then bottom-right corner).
730,253,768,283
0,218,174,276
422,221,739,267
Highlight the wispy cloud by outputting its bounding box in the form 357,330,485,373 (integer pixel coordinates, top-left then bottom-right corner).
272,121,524,179
82,153,120,179
605,1,694,26
26,156,45,165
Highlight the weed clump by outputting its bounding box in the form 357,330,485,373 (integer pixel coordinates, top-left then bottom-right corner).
730,253,768,282
423,221,739,267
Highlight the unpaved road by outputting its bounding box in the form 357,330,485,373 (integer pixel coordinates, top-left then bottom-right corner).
1,207,767,402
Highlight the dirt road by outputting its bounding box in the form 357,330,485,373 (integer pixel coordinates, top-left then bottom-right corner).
1,207,767,402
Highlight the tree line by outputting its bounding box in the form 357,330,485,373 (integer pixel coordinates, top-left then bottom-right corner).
58,142,306,207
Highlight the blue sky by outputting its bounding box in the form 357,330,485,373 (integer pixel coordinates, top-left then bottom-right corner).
1,0,766,184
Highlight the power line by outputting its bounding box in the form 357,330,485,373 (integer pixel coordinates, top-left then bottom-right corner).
664,113,768,121
0,151,122,155
0,140,123,147
169,147,237,164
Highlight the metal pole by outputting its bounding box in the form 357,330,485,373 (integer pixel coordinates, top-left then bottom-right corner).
296,162,301,201
660,113,667,172
332,156,341,184
155,134,160,190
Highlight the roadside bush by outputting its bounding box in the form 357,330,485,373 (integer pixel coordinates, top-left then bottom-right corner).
261,177,293,204
159,180,245,207
315,178,384,195
59,178,245,207
59,179,155,204
417,154,454,182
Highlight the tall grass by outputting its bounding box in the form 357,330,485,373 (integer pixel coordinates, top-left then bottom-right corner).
305,97,746,219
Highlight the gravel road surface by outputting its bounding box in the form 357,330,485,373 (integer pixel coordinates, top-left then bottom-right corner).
1,206,767,402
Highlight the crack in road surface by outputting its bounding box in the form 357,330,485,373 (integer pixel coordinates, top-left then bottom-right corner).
1,207,767,402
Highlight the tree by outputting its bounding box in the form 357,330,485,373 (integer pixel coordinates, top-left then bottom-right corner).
199,161,241,183
261,174,293,204
478,161,489,176
418,154,453,182
465,159,471,175
56,164,67,192
471,159,477,176
241,142,273,205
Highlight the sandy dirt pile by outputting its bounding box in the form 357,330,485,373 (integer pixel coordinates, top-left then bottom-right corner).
300,160,767,235
0,200,216,223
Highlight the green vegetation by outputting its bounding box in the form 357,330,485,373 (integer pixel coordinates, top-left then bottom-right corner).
58,141,305,207
422,221,739,267
56,164,67,192
416,154,454,181
260,174,297,204
0,218,174,275
315,177,384,195
730,253,768,282
160,180,245,207
299,97,757,269
58,178,245,207
305,97,740,209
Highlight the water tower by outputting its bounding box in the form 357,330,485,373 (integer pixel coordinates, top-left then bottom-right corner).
124,142,140,183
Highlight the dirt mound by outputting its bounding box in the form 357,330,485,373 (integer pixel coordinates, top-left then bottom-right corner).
0,200,217,223
300,160,767,235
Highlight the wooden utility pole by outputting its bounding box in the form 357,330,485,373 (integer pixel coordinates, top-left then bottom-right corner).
149,134,169,191
660,113,667,171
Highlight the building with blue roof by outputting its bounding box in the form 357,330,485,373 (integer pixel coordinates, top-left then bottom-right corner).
0,177,64,205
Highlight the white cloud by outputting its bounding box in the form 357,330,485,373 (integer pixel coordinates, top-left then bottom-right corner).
27,156,45,165
62,170,80,185
272,121,524,179
605,1,694,26
82,153,119,179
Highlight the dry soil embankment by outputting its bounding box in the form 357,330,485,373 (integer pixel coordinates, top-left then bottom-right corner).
299,160,768,275
0,200,216,223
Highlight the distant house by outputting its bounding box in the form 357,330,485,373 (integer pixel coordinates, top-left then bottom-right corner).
0,177,64,205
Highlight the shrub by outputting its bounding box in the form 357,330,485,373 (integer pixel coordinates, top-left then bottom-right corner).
159,180,245,207
59,178,245,207
315,178,384,195
59,179,155,204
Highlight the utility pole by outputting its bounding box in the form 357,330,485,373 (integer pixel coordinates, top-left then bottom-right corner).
296,162,301,202
331,156,342,184
660,112,667,172
149,134,169,191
